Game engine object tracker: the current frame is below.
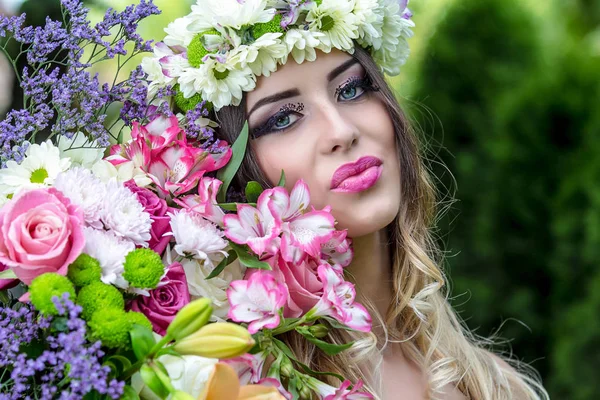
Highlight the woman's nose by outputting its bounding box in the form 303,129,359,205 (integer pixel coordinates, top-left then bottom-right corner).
317,103,360,154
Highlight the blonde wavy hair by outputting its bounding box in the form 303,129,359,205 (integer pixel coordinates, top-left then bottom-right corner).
215,45,549,400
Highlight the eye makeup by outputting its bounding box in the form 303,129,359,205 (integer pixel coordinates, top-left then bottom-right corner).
250,102,305,138
335,75,379,100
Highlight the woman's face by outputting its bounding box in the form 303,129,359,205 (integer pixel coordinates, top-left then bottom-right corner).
246,49,401,238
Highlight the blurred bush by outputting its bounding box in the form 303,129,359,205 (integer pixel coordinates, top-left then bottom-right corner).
408,0,600,397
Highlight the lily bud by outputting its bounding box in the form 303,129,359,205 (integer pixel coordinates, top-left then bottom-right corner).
308,323,329,338
173,322,255,359
239,385,286,400
299,385,312,400
139,364,169,399
279,357,294,379
167,297,213,341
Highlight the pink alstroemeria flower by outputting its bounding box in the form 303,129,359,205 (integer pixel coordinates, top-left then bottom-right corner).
321,230,353,270
133,114,181,150
223,190,282,256
324,380,373,400
311,264,372,333
267,181,336,263
227,271,288,334
174,176,226,226
223,351,267,385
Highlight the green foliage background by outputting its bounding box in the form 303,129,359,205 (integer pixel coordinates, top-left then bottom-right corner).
4,0,600,397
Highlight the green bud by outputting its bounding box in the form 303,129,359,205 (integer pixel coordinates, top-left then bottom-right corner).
123,248,165,289
29,273,76,315
299,385,312,400
88,308,131,348
308,323,329,338
280,356,295,379
67,254,102,287
167,297,213,341
173,322,255,359
140,364,170,399
76,281,124,320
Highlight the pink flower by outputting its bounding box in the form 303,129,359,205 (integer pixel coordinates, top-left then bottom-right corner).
0,188,85,285
321,230,353,269
223,351,267,385
227,271,288,334
0,262,18,290
129,262,190,335
174,177,226,226
311,264,372,333
124,181,174,254
254,378,293,400
324,380,373,400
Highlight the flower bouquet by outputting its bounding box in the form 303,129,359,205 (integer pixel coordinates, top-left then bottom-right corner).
0,1,375,399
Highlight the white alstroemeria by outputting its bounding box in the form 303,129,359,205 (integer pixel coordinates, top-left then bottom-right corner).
83,227,135,289
306,0,359,53
177,57,256,109
91,159,152,187
163,15,196,47
280,28,325,64
53,168,106,229
56,132,105,169
181,257,245,320
0,140,71,193
101,179,152,246
168,210,228,264
354,0,383,45
371,0,414,75
230,33,287,77
132,354,218,400
189,0,275,31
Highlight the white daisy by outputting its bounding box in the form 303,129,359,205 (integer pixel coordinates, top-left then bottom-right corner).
189,0,275,31
56,132,105,169
353,0,383,46
181,257,245,320
306,0,359,52
0,140,71,193
168,210,228,265
53,167,106,229
101,178,152,246
371,0,414,75
230,33,287,77
280,28,325,64
164,15,196,47
177,57,256,110
83,226,135,289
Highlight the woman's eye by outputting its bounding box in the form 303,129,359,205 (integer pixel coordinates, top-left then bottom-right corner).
275,114,291,128
339,86,361,100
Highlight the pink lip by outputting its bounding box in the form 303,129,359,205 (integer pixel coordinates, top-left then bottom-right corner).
330,156,383,193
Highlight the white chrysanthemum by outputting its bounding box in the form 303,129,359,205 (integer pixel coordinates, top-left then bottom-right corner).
101,179,152,246
177,58,256,109
189,0,275,31
230,33,287,76
280,28,326,64
371,0,414,75
181,258,245,320
353,0,383,45
56,132,105,169
306,0,359,52
91,160,152,187
83,226,135,289
168,210,228,264
0,184,12,206
54,168,105,229
164,15,196,47
0,140,71,193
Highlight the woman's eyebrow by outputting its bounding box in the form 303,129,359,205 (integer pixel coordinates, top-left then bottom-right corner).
247,88,300,118
327,58,359,82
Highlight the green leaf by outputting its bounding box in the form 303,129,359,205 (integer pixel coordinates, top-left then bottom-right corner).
155,346,181,358
295,326,354,355
321,316,359,332
216,121,249,203
216,202,257,211
140,364,169,399
104,355,133,377
272,338,345,382
120,386,140,400
206,250,238,280
0,269,17,279
130,324,157,361
276,170,286,187
229,242,271,270
245,181,263,203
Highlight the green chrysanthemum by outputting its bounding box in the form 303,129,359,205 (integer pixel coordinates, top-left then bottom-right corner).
67,254,102,287
187,29,220,68
174,84,207,112
252,14,284,39
123,248,164,289
127,311,153,331
76,281,124,320
29,273,76,315
88,308,131,348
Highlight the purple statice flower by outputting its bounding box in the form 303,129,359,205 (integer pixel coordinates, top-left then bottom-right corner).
0,0,160,166
0,303,51,368
4,294,124,400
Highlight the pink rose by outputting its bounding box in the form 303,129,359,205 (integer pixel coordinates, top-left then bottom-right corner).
125,180,173,254
129,262,190,335
0,188,85,285
0,262,18,290
248,255,323,318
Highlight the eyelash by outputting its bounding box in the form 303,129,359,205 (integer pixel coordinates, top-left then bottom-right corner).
251,76,378,138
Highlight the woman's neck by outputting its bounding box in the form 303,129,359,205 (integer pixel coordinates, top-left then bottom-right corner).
345,228,394,336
